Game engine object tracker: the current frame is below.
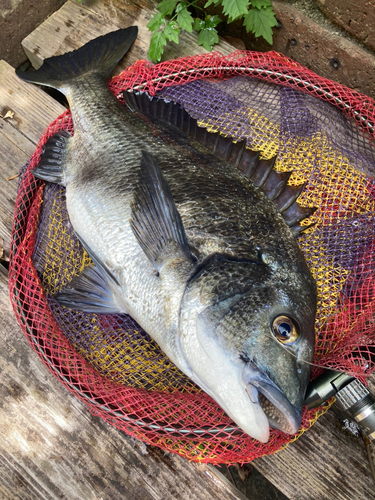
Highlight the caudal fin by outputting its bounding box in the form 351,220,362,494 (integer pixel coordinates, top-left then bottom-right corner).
16,27,138,91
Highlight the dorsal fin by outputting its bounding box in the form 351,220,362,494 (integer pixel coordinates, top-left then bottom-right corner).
122,91,316,235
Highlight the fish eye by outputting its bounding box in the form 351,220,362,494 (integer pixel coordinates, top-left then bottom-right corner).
272,315,299,344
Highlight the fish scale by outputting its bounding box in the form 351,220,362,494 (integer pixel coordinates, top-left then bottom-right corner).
68,78,294,267
17,27,317,444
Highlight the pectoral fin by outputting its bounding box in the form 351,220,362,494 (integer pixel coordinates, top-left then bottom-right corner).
130,150,195,272
55,263,126,314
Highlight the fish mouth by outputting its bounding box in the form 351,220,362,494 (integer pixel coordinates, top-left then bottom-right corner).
242,361,302,435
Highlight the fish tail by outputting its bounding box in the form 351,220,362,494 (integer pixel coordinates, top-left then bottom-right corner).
16,27,138,92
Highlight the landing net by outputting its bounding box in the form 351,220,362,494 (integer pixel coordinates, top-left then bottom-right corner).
9,50,375,464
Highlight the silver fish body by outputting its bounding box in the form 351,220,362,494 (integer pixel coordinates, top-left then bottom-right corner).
17,27,317,443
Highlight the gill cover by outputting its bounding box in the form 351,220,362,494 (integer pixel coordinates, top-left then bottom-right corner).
179,266,270,442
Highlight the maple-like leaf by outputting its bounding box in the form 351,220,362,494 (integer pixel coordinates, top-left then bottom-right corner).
243,6,277,44
193,18,206,32
176,3,194,32
221,0,249,22
147,12,166,31
148,30,167,61
205,14,222,28
197,26,219,50
164,21,180,43
158,0,179,15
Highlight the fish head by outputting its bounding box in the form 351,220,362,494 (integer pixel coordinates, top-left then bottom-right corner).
178,252,316,443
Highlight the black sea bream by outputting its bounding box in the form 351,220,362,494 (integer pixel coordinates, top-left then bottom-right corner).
17,27,317,443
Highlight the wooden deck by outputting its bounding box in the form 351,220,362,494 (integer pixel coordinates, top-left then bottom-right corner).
0,0,374,498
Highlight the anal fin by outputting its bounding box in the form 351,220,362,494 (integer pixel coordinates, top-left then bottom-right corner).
32,131,71,185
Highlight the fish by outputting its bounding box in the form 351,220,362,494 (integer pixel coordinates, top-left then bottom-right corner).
16,27,317,443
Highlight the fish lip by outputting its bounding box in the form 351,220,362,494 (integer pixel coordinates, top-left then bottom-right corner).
242,361,302,435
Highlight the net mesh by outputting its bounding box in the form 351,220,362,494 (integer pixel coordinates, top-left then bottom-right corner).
9,50,375,465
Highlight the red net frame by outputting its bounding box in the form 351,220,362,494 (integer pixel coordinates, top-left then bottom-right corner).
8,50,375,464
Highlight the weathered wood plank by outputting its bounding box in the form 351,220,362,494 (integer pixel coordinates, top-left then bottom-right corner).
0,271,246,500
0,120,30,247
0,60,66,146
253,398,375,500
0,59,65,250
21,0,236,72
2,1,375,499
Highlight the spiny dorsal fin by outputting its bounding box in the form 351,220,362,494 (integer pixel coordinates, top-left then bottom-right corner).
123,91,316,235
242,163,316,235
262,170,292,201
247,156,276,187
123,91,199,138
130,150,195,271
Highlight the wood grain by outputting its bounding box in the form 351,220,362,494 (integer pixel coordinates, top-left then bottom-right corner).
0,60,65,146
0,60,64,250
1,1,374,499
253,401,375,500
0,120,30,246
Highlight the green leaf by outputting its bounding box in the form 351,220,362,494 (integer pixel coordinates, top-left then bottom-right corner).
193,18,206,32
197,26,219,51
204,0,222,8
205,14,222,28
250,0,272,8
148,30,167,62
164,20,180,43
147,12,166,31
176,6,194,32
175,1,187,13
157,0,179,15
221,0,249,22
243,6,277,44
